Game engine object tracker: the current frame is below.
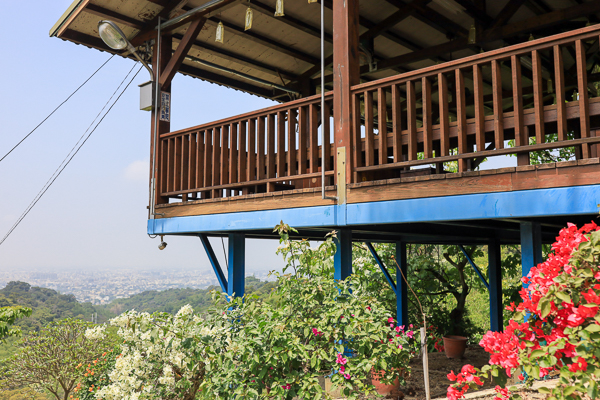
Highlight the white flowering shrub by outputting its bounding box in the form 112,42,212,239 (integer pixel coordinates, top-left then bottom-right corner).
93,305,218,400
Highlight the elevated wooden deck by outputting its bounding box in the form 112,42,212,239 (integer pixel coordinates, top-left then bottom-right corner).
154,25,600,219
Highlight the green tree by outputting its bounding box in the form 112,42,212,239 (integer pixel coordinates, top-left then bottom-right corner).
0,306,32,342
0,319,114,400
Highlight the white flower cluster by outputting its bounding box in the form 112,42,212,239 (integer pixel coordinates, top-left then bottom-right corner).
84,325,106,340
95,305,217,400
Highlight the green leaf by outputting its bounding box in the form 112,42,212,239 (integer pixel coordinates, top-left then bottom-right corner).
538,387,551,394
539,298,551,319
585,324,600,332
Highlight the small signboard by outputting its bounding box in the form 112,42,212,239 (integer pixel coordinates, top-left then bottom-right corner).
160,92,171,122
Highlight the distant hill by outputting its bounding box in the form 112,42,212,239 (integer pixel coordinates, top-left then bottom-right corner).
96,275,276,315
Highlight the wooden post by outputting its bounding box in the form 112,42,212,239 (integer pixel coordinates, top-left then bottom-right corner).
151,33,172,206
333,0,360,191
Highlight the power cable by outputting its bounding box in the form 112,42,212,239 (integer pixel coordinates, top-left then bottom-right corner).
0,55,115,164
0,64,142,247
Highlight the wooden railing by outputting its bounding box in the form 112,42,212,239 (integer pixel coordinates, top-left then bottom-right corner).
158,92,334,201
351,24,600,180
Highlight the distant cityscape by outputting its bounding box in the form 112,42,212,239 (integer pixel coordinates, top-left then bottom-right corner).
0,267,273,305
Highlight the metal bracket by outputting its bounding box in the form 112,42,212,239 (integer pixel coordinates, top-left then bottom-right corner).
199,234,228,292
366,242,397,295
337,147,347,204
458,245,489,290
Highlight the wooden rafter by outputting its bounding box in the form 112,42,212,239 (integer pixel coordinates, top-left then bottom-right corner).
360,0,432,41
384,0,468,38
84,4,144,29
452,0,493,25
491,0,528,30
160,18,206,87
370,0,600,74
242,0,332,43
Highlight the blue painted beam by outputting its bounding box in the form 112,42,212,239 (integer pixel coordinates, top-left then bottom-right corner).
228,233,245,297
199,234,227,293
365,242,397,295
149,185,600,235
520,221,543,287
458,245,489,290
488,238,503,332
334,229,352,281
396,241,409,327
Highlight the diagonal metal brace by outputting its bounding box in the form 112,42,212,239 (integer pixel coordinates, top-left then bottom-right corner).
366,242,397,296
199,234,228,293
458,245,489,290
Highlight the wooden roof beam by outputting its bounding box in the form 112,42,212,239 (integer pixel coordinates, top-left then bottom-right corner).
84,4,144,29
384,0,468,39
174,34,300,81
159,18,206,87
360,0,432,41
178,63,278,99
205,17,319,66
371,0,600,73
452,0,493,25
490,0,528,30
241,0,332,43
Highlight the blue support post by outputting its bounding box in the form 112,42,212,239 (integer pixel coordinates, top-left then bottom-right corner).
396,241,409,327
227,233,245,298
334,229,352,280
520,221,543,287
488,238,503,332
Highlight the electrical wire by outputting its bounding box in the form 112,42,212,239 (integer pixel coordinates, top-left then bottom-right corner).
0,64,142,247
0,55,115,164
221,237,229,268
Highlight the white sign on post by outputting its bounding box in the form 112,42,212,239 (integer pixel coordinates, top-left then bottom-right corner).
160,92,171,122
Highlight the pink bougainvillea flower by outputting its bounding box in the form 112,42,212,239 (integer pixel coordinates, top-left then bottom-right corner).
344,373,351,380
406,330,414,339
494,385,510,400
387,317,394,323
336,353,347,365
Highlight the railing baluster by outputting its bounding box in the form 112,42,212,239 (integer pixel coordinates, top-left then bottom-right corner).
438,73,449,156
378,88,388,165
257,116,266,180
455,69,468,171
212,127,220,196
576,39,591,158
239,121,247,184
277,111,286,178
181,135,189,195
204,129,212,190
221,125,230,188
365,90,374,166
491,60,504,150
267,114,276,190
422,77,433,158
352,92,362,182
229,123,238,186
323,103,331,172
532,50,545,144
473,64,485,152
554,45,567,142
407,81,417,161
174,136,182,192
298,106,307,176
511,55,528,166
288,109,297,177
247,119,256,182
160,138,167,195
309,103,319,173
391,84,402,162
196,131,204,191
189,133,197,191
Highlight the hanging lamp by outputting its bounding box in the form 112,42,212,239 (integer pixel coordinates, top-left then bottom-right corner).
274,0,284,16
215,21,224,43
245,7,253,30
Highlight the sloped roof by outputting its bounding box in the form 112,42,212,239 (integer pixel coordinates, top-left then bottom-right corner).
51,0,600,101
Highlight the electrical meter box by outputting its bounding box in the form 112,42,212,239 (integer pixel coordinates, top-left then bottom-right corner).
139,81,153,111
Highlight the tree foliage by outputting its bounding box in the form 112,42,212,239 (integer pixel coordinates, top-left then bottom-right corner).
0,318,114,400
0,306,31,342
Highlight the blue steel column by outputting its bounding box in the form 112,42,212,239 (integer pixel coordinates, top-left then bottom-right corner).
520,221,543,286
396,241,409,327
334,229,352,280
488,238,503,332
227,233,245,297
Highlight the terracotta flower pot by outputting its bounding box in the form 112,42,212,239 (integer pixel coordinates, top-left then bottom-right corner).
371,368,403,396
443,335,468,359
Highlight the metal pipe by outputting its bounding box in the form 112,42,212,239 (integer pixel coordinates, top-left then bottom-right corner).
149,18,162,220
320,0,336,201
159,0,230,31
184,54,300,95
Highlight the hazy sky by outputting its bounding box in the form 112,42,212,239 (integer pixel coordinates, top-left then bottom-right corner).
0,1,285,273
